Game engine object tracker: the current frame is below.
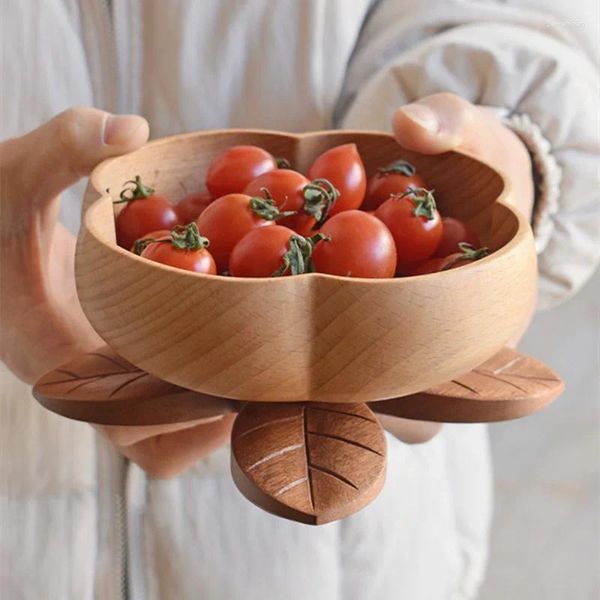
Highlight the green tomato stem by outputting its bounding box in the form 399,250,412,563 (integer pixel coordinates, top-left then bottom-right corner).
378,159,416,177
114,175,155,204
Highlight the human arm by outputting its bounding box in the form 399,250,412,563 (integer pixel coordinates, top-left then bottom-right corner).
0,108,234,478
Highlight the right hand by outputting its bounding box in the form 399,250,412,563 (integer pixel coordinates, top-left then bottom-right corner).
0,107,234,478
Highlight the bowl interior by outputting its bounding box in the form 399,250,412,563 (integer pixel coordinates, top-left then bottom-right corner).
92,130,512,252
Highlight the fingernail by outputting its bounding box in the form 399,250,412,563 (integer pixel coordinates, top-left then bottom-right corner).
400,104,439,134
103,114,144,145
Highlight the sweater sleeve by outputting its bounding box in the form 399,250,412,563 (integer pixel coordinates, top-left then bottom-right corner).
336,1,600,310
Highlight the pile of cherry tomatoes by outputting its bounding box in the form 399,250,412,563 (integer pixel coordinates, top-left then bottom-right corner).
114,143,488,278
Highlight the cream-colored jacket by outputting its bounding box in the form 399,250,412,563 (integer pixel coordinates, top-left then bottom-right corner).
1,1,598,599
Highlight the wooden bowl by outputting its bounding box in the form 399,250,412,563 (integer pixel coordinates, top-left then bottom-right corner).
76,129,536,403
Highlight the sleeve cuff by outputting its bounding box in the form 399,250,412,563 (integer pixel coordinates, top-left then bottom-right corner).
490,107,563,255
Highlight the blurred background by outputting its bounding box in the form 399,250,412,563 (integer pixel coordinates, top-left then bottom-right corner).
481,269,599,599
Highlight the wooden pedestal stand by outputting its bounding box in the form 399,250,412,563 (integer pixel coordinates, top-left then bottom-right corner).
34,345,562,524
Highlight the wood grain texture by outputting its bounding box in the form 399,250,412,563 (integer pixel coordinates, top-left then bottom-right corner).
32,346,238,425
230,402,386,524
76,129,537,402
371,347,564,423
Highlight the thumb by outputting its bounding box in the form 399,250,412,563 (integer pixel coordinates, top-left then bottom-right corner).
9,107,149,206
392,93,481,155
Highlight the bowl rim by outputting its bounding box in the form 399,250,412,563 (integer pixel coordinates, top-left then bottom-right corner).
84,128,528,285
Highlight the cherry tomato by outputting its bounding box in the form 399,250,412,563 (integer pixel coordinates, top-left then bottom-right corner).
176,190,213,223
307,144,366,215
312,210,397,278
362,160,427,211
409,243,490,275
432,217,481,257
375,188,442,273
196,193,274,272
140,223,216,274
243,169,309,211
206,145,277,198
230,225,301,277
131,229,171,255
279,214,315,237
244,169,339,237
115,176,180,250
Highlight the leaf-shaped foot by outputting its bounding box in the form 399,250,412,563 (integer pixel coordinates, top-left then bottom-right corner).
372,347,564,423
33,346,237,425
231,402,387,525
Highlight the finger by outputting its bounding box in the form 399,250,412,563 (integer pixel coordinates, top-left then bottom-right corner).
6,107,149,208
392,92,487,156
392,93,534,215
377,415,442,444
95,415,228,447
118,414,236,479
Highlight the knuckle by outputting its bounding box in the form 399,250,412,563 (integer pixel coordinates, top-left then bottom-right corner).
425,92,473,118
430,91,465,106
56,107,87,151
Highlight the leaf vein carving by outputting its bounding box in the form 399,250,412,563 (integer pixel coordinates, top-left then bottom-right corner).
108,372,149,397
236,415,301,439
273,477,308,497
303,406,314,510
450,379,481,395
493,355,525,374
55,369,80,378
473,369,528,393
309,463,358,490
42,370,142,386
309,406,377,423
307,430,383,456
246,443,303,472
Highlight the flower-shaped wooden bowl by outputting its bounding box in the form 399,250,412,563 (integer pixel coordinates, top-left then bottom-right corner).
75,129,536,403
34,129,564,525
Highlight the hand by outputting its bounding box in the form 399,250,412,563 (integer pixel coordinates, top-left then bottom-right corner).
0,107,233,478
381,94,535,444
393,92,534,218
0,107,149,381
396,92,536,342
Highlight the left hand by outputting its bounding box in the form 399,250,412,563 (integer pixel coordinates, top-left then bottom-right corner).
392,92,534,219
381,93,535,443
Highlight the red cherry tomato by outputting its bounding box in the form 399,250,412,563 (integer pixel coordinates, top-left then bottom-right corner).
141,243,216,274
230,225,303,277
281,214,317,237
206,145,277,198
176,191,213,223
115,176,180,250
243,169,309,211
312,210,396,278
433,217,481,257
375,188,443,273
362,160,427,211
409,243,490,275
307,144,366,215
196,193,274,272
140,223,216,274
